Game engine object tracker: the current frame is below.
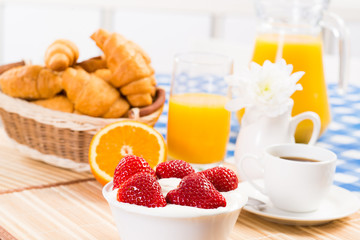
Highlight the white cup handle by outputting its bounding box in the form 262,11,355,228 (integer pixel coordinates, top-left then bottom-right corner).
239,154,266,195
289,112,321,145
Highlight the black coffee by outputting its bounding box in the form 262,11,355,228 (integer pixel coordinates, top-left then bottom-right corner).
280,156,320,163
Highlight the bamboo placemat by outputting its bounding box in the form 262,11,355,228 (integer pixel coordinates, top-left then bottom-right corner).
0,181,117,240
0,139,94,194
0,130,360,240
1,180,359,240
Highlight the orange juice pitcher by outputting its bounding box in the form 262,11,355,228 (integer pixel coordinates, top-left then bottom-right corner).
251,0,349,143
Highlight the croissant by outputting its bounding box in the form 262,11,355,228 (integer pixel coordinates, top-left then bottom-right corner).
77,56,107,73
45,39,79,71
0,65,63,99
62,68,129,118
120,75,156,95
94,69,112,83
32,95,74,113
127,93,153,107
91,29,154,88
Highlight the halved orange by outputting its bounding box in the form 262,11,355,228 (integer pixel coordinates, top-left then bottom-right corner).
89,120,167,185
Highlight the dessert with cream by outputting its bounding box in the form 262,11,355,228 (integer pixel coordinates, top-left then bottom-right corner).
103,155,247,240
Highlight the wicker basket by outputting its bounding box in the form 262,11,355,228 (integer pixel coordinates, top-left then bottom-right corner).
0,88,165,172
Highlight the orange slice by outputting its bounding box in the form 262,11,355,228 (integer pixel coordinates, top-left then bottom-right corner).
89,120,166,185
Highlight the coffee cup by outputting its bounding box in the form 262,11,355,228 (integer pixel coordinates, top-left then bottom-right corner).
240,143,337,212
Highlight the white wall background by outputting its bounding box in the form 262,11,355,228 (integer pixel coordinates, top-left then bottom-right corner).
0,0,359,76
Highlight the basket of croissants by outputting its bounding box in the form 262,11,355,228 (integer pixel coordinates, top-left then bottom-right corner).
0,29,166,171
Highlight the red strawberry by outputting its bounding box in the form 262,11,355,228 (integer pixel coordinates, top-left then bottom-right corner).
117,172,167,208
200,166,238,192
113,155,155,189
156,160,195,179
166,172,226,209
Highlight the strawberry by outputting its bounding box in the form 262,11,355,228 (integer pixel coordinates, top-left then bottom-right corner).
200,166,238,192
117,172,167,208
166,172,226,209
156,160,195,179
113,155,155,189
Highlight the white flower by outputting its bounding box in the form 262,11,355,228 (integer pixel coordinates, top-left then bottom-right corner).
226,59,304,117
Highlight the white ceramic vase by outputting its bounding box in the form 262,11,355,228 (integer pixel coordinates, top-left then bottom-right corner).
234,100,321,180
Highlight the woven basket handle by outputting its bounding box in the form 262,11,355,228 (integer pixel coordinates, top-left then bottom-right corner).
0,60,26,74
128,88,166,119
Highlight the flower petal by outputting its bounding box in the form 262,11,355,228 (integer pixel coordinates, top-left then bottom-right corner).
225,98,250,111
224,59,304,116
295,83,303,91
290,71,305,83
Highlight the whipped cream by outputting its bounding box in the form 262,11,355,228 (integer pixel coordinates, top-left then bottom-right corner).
158,177,182,196
105,178,247,218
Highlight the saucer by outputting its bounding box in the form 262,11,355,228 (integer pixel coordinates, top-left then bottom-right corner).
238,180,360,226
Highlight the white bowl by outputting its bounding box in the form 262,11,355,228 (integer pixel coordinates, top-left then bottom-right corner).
103,181,248,240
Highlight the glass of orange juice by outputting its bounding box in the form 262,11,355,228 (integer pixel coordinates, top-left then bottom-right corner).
167,52,233,167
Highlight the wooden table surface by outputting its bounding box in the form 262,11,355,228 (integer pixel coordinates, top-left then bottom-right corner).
0,130,359,240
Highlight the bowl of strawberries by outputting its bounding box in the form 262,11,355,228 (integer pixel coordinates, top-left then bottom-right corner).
102,155,248,240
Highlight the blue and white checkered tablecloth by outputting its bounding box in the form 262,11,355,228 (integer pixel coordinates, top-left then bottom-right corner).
154,74,360,192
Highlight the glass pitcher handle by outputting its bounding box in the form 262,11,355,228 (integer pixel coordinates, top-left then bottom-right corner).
321,11,350,94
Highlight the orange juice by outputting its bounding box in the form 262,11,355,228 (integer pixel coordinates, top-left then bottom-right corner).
167,93,231,164
251,33,330,143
